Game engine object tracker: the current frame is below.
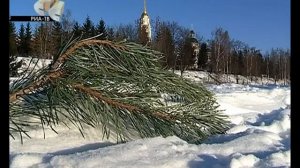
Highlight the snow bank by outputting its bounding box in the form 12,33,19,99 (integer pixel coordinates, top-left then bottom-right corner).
174,70,290,86
10,57,52,86
10,66,290,167
10,82,290,168
15,57,52,74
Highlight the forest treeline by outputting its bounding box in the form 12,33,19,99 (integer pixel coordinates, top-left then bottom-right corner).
9,13,290,84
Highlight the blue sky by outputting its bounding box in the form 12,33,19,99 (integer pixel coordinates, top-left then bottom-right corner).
10,0,290,53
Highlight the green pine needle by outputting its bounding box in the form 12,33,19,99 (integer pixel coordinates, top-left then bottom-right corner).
9,36,230,144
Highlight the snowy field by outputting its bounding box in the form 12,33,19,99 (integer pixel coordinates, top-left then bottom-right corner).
10,63,290,168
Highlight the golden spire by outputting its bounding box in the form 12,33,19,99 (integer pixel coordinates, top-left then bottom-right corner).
144,0,147,13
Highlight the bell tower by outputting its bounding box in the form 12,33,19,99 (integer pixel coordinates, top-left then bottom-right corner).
138,0,151,45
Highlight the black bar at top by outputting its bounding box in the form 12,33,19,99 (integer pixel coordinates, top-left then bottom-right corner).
10,16,55,22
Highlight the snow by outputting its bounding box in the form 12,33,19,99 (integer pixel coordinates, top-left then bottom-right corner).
10,69,290,168
174,70,290,86
15,56,52,75
10,57,52,85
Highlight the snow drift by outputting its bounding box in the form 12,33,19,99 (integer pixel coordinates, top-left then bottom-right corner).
9,60,290,167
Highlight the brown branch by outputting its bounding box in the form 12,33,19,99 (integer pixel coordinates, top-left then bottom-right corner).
51,40,128,70
10,39,174,122
9,70,64,103
72,83,138,111
71,84,175,121
10,40,127,103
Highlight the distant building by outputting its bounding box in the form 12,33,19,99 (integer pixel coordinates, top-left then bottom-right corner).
189,30,200,69
206,42,212,72
138,0,151,45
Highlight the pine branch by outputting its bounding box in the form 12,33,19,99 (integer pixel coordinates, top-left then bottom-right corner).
72,83,139,111
10,70,64,102
10,39,127,102
71,83,175,121
9,37,230,144
51,39,128,70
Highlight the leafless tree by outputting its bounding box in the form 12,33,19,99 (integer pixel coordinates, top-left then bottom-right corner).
115,22,139,42
153,22,175,69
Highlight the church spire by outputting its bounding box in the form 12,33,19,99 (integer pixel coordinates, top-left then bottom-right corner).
144,0,147,13
139,0,151,45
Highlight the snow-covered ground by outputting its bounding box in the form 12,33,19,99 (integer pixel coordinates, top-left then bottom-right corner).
16,57,53,73
10,57,53,83
10,60,290,168
175,70,290,86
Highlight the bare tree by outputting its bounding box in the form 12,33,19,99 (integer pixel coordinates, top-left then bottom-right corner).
31,23,53,59
153,22,175,69
60,9,75,41
209,28,231,82
114,22,139,42
152,18,190,73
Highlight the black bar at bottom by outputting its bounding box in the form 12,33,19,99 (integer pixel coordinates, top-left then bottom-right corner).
10,16,55,22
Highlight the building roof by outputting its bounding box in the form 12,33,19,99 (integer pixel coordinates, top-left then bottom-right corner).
189,30,199,43
140,11,149,18
190,38,199,44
